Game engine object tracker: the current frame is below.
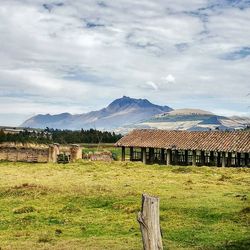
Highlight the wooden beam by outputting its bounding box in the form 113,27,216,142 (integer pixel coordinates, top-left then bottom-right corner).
142,148,147,164
228,152,232,167
222,152,226,167
160,148,165,164
185,150,189,165
130,147,134,161
210,151,215,166
237,152,241,167
217,152,221,167
166,149,172,165
201,151,205,166
121,146,125,161
149,148,154,164
192,150,196,166
174,150,178,165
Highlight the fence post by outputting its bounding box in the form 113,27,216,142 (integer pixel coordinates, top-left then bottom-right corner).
137,194,163,250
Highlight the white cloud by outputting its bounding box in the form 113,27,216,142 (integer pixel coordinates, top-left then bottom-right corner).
146,74,175,90
146,81,158,90
163,74,176,83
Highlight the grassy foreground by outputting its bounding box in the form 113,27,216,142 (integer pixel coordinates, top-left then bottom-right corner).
0,161,249,250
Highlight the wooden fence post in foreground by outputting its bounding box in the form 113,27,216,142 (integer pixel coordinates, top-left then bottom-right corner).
137,194,163,250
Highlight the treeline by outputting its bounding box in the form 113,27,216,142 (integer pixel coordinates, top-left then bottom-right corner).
0,128,122,144
0,130,51,144
46,128,122,144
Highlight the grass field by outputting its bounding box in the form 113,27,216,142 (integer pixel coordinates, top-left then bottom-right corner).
0,160,249,250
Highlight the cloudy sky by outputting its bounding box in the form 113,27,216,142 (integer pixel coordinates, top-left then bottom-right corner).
0,0,250,126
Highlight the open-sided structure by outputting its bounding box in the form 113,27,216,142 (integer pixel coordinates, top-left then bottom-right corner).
115,129,250,167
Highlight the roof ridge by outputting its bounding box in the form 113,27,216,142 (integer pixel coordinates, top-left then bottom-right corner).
116,129,250,152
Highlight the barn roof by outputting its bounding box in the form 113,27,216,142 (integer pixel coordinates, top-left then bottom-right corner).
115,129,250,153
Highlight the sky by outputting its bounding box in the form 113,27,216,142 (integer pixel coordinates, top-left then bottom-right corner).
0,0,250,126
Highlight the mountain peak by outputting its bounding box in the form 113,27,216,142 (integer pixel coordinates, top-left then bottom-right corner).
21,96,172,130
107,96,170,111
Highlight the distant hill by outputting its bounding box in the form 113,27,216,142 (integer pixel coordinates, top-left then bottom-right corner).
115,109,250,133
21,96,173,130
21,97,250,132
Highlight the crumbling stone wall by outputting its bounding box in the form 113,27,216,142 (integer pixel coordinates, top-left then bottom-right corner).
0,143,82,163
70,144,82,162
48,144,60,163
0,146,49,163
85,151,113,162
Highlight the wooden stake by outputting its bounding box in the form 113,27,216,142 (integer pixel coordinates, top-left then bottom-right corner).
138,194,163,250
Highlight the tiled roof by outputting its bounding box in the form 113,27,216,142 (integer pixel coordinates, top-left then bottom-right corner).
115,129,250,153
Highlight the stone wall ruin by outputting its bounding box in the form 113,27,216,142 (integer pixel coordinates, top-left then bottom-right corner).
0,143,82,163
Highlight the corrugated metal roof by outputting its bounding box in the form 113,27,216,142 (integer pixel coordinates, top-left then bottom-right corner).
115,129,250,153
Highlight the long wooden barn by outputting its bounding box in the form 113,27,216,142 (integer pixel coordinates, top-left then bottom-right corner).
115,129,250,167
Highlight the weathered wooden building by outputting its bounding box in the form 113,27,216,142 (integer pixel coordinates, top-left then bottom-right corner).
115,129,250,167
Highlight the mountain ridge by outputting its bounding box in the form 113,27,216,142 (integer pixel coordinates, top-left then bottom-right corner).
21,96,173,130
114,108,250,134
21,96,250,132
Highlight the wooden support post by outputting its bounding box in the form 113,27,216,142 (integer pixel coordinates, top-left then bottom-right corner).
222,152,226,168
237,152,241,167
160,149,165,164
201,151,205,166
210,151,214,166
174,150,178,165
121,146,125,161
137,194,163,250
185,150,189,165
244,153,249,167
149,148,152,163
166,149,172,165
149,148,154,164
217,152,221,167
228,152,232,167
130,147,134,161
142,148,147,164
152,148,155,163
192,150,196,166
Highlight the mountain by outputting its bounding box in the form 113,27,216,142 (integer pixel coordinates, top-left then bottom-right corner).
114,109,250,134
21,97,250,132
21,96,173,130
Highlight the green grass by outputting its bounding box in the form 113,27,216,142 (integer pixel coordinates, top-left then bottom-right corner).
0,160,249,249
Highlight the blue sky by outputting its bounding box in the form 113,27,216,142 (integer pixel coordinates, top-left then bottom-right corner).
0,0,250,126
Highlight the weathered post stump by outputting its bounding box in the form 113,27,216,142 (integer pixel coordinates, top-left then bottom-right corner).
137,194,163,250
